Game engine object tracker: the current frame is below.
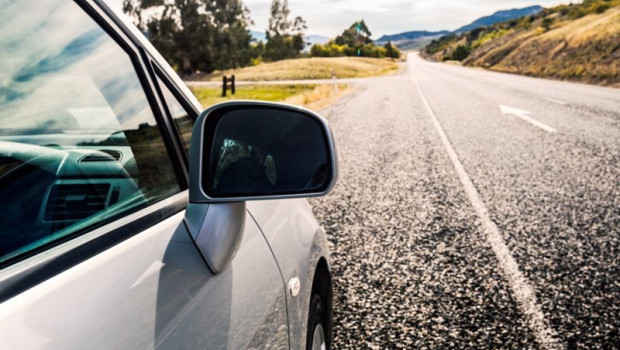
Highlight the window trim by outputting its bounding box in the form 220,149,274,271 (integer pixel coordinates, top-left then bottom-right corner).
76,0,189,189
152,63,200,120
147,61,194,170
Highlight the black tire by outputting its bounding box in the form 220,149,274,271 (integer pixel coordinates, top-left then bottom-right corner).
306,293,329,350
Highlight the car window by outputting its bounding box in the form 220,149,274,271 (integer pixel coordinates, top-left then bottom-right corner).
155,74,193,155
0,0,181,265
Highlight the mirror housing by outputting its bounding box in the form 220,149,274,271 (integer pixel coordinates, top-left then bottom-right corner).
189,101,338,203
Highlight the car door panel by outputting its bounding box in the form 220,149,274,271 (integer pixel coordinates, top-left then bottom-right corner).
154,209,289,350
0,206,288,350
247,199,331,348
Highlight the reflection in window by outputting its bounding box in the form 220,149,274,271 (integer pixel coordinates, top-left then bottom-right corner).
214,139,277,191
0,0,180,264
155,74,193,155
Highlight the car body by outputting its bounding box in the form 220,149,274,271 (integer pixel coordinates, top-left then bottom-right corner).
0,0,336,349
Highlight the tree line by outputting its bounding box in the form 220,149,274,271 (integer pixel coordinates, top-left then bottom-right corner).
310,20,400,59
123,0,400,75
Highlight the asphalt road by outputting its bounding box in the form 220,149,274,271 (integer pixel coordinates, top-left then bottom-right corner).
309,53,619,349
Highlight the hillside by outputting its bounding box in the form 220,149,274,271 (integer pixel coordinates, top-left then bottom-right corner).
377,5,543,49
424,0,620,86
454,6,542,33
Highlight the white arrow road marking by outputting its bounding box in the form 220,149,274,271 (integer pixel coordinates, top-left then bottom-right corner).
500,105,557,133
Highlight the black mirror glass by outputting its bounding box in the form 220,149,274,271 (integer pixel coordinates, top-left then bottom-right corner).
204,107,332,198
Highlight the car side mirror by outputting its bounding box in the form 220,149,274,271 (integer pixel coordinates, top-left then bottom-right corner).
189,101,338,203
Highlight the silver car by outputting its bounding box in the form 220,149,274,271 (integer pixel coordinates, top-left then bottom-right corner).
0,1,337,349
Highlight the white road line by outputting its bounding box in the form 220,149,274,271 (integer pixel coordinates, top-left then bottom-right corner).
500,105,558,133
409,65,562,350
542,97,568,106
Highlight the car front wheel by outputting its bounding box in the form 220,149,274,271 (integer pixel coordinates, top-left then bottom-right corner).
307,293,329,350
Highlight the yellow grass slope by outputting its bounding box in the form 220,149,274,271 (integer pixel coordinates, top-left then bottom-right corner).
466,7,620,86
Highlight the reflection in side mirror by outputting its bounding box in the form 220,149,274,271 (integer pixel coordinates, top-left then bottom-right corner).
189,101,337,203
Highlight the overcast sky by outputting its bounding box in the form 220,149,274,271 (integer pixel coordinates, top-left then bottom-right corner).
244,0,572,38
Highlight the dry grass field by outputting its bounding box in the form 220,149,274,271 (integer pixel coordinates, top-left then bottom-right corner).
193,57,400,81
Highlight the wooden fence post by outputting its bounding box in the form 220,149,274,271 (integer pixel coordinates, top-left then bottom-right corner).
222,75,236,97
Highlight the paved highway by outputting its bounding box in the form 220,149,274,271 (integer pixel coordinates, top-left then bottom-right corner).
310,53,619,349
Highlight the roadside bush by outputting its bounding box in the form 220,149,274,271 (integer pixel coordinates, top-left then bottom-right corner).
541,17,554,31
310,21,396,59
451,45,471,61
472,29,509,49
311,41,394,59
595,4,610,13
310,42,347,57
384,42,401,59
425,33,458,54
467,27,485,43
569,8,586,19
349,44,386,58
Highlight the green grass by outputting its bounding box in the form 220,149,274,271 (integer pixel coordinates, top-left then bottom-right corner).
191,84,318,107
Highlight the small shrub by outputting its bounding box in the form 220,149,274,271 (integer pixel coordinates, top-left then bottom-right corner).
541,17,554,31
569,8,586,19
451,45,471,61
425,33,457,54
595,4,610,13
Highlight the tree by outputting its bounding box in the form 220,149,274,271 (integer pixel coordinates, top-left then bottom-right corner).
541,17,554,31
383,41,400,59
208,0,254,69
264,0,306,61
122,0,253,73
311,20,393,59
334,20,372,47
451,45,471,61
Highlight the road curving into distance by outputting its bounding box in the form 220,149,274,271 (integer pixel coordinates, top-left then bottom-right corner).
310,52,619,349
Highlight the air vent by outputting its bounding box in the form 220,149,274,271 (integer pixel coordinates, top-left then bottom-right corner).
44,183,111,222
79,150,122,162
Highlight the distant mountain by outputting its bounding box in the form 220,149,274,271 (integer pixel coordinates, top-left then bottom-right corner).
250,31,329,49
454,5,543,33
377,5,543,49
250,30,266,42
376,30,450,44
375,30,451,50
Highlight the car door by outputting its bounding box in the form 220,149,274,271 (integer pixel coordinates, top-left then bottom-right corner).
0,0,288,349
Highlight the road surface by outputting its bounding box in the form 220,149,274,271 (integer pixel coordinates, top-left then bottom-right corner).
309,53,619,349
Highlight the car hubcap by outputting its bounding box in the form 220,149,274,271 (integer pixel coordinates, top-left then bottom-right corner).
312,323,326,350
